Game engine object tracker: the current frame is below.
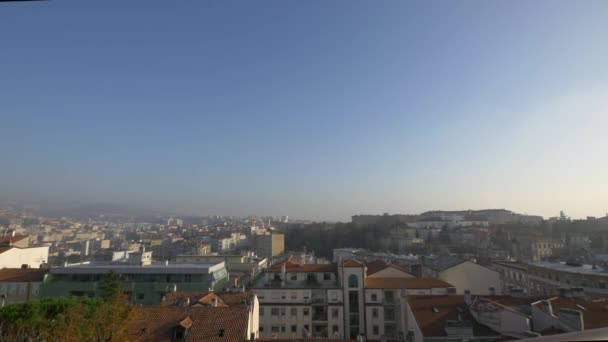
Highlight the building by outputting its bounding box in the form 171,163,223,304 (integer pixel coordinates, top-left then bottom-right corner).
0,246,49,269
422,255,502,295
253,233,284,258
403,295,505,342
176,254,268,287
493,260,530,295
525,261,608,297
512,238,564,261
404,293,608,342
0,268,49,306
252,258,454,340
40,251,229,305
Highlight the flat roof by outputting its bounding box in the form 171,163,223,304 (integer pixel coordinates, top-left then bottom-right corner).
50,262,225,275
527,261,608,276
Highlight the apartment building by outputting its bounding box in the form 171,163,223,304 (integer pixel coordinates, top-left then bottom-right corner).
526,261,608,298
422,255,502,295
40,250,229,305
253,233,284,258
252,258,454,340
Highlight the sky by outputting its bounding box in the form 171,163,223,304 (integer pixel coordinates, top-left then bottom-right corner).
1,1,608,221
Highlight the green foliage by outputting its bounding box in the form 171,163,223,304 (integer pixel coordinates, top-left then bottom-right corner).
98,271,122,301
0,295,134,342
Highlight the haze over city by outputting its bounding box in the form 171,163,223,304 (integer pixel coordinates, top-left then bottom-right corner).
2,0,608,221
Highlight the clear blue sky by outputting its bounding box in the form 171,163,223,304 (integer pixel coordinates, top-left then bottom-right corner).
1,0,608,221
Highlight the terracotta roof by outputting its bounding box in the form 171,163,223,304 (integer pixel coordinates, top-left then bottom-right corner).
366,260,411,276
0,235,28,245
130,306,250,341
162,291,255,308
0,268,48,282
408,295,500,338
365,277,453,289
341,259,365,267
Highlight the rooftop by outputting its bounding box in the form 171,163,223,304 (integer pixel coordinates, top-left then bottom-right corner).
129,306,250,341
365,277,453,289
0,268,49,282
49,261,225,275
527,261,608,276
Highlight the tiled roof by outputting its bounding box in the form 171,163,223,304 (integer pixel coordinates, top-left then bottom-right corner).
366,260,410,276
0,268,48,282
365,277,453,289
341,259,365,267
408,295,500,338
130,306,250,341
162,291,255,307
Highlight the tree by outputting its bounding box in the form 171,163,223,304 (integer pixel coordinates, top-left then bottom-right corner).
98,271,122,302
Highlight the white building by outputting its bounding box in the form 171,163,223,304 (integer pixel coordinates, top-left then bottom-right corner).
252,258,454,340
422,255,502,295
0,246,49,269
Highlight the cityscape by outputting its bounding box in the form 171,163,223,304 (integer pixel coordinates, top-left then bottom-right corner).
2,0,608,341
1,203,608,341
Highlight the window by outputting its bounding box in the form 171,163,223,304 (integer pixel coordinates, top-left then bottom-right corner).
291,292,297,299
185,274,192,282
600,282,606,289
271,308,280,316
373,325,379,335
332,325,339,333
303,308,309,316
332,308,339,318
281,326,286,333
260,326,264,333
280,308,286,316
384,307,395,321
371,293,378,301
291,308,298,316
290,274,297,281
349,291,359,312
291,325,297,333
271,326,280,333
384,290,394,303
372,308,379,318
136,293,145,300
348,274,358,288
323,273,331,280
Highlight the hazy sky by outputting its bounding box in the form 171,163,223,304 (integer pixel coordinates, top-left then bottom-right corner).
1,1,608,221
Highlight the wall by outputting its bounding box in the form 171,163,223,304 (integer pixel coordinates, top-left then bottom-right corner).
438,261,501,295
0,246,49,268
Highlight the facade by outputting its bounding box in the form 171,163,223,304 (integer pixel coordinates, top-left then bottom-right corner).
526,261,608,298
0,268,49,305
0,246,49,269
253,233,284,258
252,258,454,340
423,256,502,295
493,260,530,295
40,253,229,305
176,254,268,286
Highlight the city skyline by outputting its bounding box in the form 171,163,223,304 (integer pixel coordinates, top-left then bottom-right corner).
2,1,608,221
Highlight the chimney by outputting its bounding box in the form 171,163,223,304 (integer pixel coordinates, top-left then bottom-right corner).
281,262,286,286
213,298,218,307
464,290,472,306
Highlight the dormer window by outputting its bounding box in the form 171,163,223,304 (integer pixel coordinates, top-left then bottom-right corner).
173,316,192,342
